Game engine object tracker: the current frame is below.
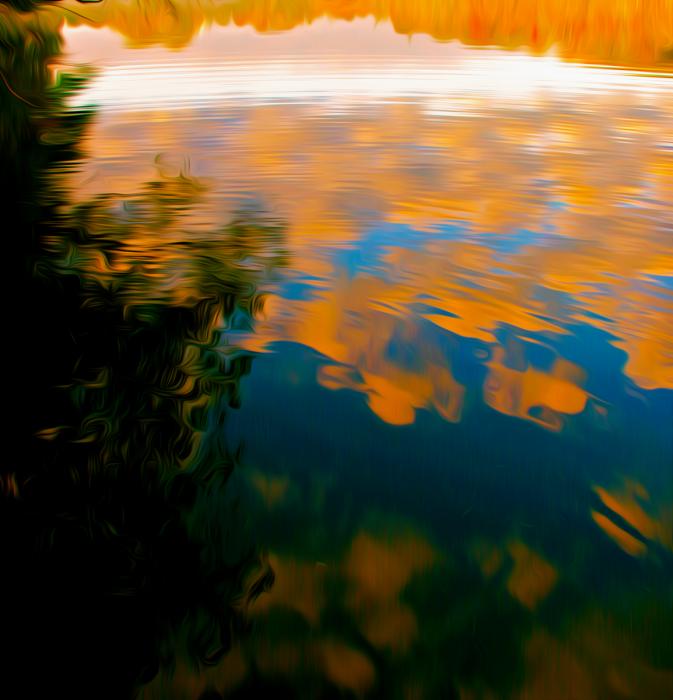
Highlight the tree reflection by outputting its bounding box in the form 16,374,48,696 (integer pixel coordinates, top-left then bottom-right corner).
54,0,673,67
2,11,285,699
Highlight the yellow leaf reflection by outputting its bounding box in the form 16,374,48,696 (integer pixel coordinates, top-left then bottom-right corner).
59,0,673,68
251,553,327,625
248,527,439,664
521,619,673,700
590,511,647,557
470,539,504,578
591,478,673,555
345,531,437,605
320,639,377,696
358,605,419,655
472,537,559,609
249,470,292,509
506,541,558,610
345,530,438,654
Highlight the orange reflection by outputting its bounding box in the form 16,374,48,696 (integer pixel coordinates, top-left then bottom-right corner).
305,284,466,427
591,478,673,556
249,470,293,508
470,539,504,578
319,639,377,695
59,0,673,67
484,350,589,431
506,541,558,610
521,621,673,700
251,553,327,625
345,530,437,653
470,538,559,610
591,511,647,557
243,528,437,691
61,22,673,431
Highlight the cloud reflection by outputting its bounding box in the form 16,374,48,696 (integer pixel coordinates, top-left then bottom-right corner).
61,31,673,430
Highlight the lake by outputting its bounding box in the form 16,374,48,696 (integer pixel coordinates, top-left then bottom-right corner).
3,2,673,698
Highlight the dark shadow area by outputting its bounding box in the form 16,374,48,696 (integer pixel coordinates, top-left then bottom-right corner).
1,9,285,698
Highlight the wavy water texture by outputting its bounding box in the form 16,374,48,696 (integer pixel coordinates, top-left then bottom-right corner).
67,76,673,429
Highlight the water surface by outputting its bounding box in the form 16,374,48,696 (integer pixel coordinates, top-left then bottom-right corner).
4,4,673,699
